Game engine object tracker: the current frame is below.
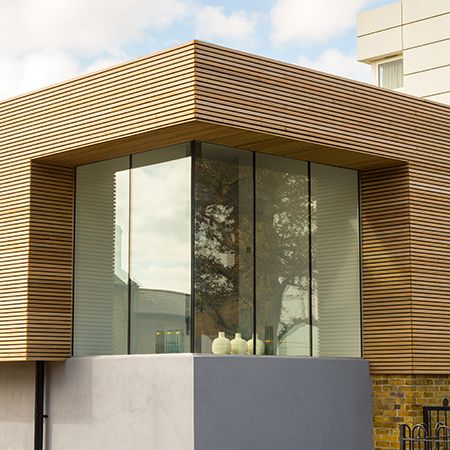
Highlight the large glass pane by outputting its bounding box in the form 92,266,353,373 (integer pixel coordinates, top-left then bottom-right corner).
256,154,310,356
73,157,129,356
130,144,191,354
194,144,253,354
311,164,361,357
73,142,361,359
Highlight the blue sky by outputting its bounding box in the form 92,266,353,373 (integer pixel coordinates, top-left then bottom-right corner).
0,0,394,100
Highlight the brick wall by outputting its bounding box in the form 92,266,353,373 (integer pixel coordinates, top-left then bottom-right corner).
372,375,450,449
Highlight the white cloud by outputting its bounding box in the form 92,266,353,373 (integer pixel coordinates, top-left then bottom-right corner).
298,48,372,83
0,0,191,99
0,0,372,100
0,0,190,57
130,158,191,293
0,52,130,99
84,57,125,75
0,51,80,99
195,6,257,43
270,0,371,45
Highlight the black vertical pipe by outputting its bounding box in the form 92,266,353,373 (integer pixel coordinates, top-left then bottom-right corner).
34,361,45,450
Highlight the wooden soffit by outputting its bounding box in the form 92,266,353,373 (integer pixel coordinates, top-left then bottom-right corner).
37,120,403,170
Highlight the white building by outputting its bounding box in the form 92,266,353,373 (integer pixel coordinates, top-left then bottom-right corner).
357,0,450,104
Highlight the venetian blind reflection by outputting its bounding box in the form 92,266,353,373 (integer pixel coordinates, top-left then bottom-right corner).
311,164,360,357
73,157,129,356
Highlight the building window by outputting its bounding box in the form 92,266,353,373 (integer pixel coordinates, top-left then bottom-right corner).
73,144,191,356
73,142,361,357
156,330,185,353
129,146,192,355
378,59,403,90
73,156,130,356
254,153,310,356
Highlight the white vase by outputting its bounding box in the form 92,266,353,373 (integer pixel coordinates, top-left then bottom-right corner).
212,332,231,355
247,334,265,355
231,333,248,355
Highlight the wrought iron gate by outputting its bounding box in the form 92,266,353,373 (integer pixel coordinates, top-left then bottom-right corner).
424,399,450,432
400,400,450,450
400,423,450,449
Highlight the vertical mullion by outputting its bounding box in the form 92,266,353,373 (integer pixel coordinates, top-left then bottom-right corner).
71,168,77,356
253,152,257,355
190,141,198,353
127,154,132,355
308,162,313,357
358,171,363,358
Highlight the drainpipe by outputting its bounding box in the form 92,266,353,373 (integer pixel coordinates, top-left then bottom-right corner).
34,361,46,450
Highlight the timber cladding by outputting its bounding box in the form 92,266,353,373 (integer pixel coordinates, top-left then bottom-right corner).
0,42,196,361
0,41,448,372
28,162,74,360
360,166,414,374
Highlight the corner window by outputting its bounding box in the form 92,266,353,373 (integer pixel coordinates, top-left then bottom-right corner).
73,142,361,357
378,59,403,90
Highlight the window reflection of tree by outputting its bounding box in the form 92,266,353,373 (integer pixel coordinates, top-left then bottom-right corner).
195,156,253,344
195,151,311,355
256,162,310,355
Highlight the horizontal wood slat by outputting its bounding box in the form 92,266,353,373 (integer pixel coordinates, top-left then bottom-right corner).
27,162,74,360
409,165,450,374
194,42,450,162
361,166,413,374
0,42,196,162
0,158,30,360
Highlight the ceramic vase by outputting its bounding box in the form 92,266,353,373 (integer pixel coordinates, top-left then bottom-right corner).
247,334,265,355
212,331,231,355
231,333,248,355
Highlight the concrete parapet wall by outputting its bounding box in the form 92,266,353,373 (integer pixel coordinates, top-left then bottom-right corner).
0,362,35,450
44,355,371,450
0,356,372,450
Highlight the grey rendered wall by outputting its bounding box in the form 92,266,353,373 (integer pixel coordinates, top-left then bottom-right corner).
46,355,194,450
0,362,35,450
44,355,371,450
194,356,372,450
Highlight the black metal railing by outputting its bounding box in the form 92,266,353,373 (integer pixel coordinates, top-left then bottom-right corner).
424,399,450,433
400,423,450,450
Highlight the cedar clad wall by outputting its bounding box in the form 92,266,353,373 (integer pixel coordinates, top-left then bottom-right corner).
0,43,196,360
410,166,450,373
0,41,449,372
0,159,30,360
193,43,449,163
28,163,74,360
194,42,450,374
360,166,413,374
